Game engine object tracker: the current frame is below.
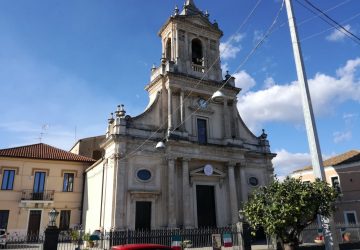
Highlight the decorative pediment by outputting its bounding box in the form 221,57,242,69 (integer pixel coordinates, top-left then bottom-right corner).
190,166,226,188
188,104,214,115
190,166,226,178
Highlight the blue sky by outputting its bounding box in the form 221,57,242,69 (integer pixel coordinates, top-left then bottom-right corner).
0,0,359,177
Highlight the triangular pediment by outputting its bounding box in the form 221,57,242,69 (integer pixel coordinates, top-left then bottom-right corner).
190,166,226,178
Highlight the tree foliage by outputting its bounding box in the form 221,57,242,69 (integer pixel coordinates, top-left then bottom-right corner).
243,177,338,246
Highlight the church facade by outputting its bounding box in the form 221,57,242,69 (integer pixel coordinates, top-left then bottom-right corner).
81,0,275,232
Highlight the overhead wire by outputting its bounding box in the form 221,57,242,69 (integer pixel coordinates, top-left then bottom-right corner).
302,0,360,42
87,0,286,179
115,0,264,162
268,0,352,34
123,0,285,162
295,0,360,45
301,12,360,42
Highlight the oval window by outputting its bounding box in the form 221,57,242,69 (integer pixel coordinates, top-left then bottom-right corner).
137,169,152,181
249,177,259,186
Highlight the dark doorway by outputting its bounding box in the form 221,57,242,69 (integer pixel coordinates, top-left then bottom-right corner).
135,201,151,231
27,210,41,239
196,185,216,227
252,226,267,244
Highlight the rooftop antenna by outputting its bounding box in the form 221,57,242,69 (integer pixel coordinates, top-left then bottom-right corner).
37,124,49,143
74,126,77,141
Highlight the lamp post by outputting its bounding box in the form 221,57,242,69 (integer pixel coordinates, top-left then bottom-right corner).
44,208,60,250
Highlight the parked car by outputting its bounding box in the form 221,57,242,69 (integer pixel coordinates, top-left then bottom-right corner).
0,229,7,249
111,244,172,250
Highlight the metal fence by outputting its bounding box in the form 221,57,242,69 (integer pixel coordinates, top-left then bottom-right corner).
301,223,360,244
3,227,241,250
109,227,240,248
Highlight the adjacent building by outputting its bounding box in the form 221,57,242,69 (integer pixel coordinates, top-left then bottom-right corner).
0,143,95,236
80,0,275,232
291,150,360,224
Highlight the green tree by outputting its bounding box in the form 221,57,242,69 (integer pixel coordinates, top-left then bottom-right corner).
243,177,338,249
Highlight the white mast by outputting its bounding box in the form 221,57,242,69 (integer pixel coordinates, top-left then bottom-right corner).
284,0,337,249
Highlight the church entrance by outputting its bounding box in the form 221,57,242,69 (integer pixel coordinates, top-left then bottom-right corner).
196,185,216,228
135,201,151,231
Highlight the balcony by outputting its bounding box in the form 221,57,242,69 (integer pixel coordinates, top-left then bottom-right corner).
21,190,55,201
192,63,205,73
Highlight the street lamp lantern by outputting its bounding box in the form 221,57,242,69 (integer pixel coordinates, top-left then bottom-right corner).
48,208,59,227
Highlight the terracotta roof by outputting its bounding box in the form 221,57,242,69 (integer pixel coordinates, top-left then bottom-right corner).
0,143,96,163
293,150,360,173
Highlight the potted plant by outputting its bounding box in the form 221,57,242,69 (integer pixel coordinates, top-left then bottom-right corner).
83,232,94,248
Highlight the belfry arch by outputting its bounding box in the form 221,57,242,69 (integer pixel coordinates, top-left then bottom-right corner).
192,38,203,65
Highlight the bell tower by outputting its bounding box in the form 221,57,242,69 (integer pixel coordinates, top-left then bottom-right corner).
157,0,223,82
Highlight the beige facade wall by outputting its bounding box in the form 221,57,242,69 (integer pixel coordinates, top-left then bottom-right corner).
292,162,360,224
0,157,89,236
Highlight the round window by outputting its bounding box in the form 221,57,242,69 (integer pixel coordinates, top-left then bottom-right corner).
249,177,259,186
137,169,152,181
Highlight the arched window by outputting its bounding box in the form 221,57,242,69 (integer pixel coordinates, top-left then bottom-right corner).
165,38,172,60
192,38,203,65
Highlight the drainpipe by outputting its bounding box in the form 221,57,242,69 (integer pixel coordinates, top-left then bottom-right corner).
80,171,86,227
99,161,105,227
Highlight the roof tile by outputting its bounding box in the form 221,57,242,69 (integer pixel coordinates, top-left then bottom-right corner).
0,143,96,163
293,150,360,173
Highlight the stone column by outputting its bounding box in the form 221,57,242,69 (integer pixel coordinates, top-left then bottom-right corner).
240,165,248,202
228,163,238,224
180,90,185,131
232,98,239,138
223,100,229,138
168,157,176,228
114,155,127,229
182,158,191,228
167,87,173,131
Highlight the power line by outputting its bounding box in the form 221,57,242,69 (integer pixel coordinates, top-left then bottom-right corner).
123,0,284,162
301,12,360,42
115,0,265,162
271,0,352,36
303,0,360,42
87,1,286,179
295,0,360,45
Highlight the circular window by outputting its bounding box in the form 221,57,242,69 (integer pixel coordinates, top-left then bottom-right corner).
137,169,152,181
249,177,259,187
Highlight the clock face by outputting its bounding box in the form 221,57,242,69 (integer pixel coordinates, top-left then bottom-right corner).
198,98,207,108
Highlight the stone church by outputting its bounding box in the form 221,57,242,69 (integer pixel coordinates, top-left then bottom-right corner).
77,0,275,232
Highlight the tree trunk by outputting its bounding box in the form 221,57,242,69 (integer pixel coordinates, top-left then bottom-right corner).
283,243,295,250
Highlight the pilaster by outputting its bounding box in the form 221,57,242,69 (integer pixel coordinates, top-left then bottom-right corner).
182,158,192,228
228,162,238,224
167,157,176,228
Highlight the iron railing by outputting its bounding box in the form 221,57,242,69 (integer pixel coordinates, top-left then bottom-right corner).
21,190,54,201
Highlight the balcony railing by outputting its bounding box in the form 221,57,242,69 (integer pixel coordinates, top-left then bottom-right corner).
192,63,205,73
21,190,54,201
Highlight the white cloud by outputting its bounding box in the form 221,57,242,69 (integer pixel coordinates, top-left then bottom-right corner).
220,33,245,60
264,77,275,88
333,131,352,144
343,112,358,125
222,62,229,75
253,30,264,44
326,24,352,42
273,149,311,177
233,70,256,93
237,58,360,130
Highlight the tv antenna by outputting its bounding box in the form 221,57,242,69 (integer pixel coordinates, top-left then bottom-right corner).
37,124,49,143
